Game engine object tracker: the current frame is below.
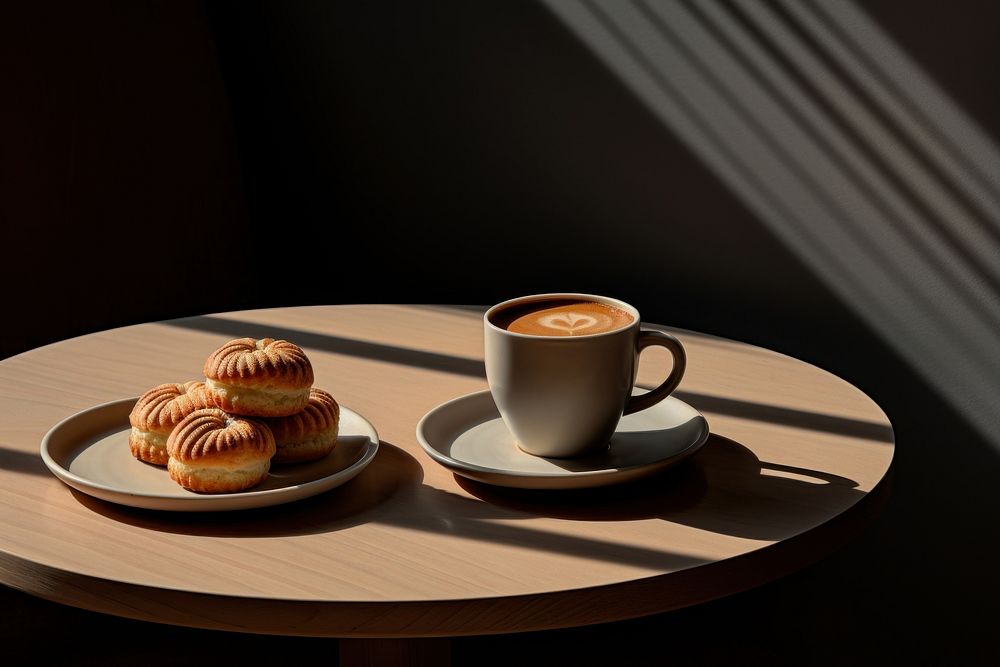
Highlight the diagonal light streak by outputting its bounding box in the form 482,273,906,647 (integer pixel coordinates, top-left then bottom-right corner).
779,0,1000,252
678,0,1000,336
643,0,1000,339
808,0,1000,229
686,0,1000,331
543,0,1000,446
735,0,1000,302
732,0,1000,291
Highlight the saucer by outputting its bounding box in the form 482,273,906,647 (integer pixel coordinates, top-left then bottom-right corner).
416,390,709,489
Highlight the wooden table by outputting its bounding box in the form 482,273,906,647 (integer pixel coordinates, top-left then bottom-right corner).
0,305,894,664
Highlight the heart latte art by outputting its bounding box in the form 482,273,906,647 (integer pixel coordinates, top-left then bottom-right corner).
538,312,602,333
495,300,634,336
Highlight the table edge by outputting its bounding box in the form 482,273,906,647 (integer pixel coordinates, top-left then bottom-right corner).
0,471,891,637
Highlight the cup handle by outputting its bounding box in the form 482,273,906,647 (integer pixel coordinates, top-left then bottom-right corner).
623,329,686,416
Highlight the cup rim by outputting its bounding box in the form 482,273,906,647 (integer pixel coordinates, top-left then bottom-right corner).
484,293,640,340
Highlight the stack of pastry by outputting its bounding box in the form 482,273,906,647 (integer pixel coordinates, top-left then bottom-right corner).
128,338,340,494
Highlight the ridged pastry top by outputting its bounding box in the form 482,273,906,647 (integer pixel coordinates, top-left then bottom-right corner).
167,408,276,463
267,388,340,441
129,381,211,432
204,338,314,388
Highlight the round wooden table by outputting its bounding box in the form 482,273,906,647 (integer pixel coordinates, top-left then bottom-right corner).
0,305,894,663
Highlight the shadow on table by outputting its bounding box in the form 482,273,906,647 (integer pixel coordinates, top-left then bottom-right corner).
71,434,871,571
73,441,712,571
165,315,892,444
373,432,867,567
72,442,425,538
0,447,49,476
457,434,866,541
672,391,894,443
165,315,487,379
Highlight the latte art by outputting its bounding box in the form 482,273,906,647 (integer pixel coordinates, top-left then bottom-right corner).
538,312,604,333
494,299,634,336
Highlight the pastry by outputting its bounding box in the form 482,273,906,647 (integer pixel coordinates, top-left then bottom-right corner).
203,337,313,417
166,407,276,493
128,381,211,465
265,388,340,464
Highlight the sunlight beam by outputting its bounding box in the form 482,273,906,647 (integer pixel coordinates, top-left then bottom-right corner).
542,0,1000,446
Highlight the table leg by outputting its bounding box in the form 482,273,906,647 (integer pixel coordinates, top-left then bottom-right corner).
339,638,452,667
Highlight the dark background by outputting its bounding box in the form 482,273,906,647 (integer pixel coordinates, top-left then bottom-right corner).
3,1,998,664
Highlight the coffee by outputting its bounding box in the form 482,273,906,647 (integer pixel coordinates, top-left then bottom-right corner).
492,299,634,337
485,293,686,457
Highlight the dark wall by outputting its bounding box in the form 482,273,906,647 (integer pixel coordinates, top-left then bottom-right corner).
2,1,248,359
3,0,862,363
3,1,998,664
203,0,852,347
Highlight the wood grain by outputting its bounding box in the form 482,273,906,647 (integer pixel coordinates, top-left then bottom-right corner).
0,305,894,636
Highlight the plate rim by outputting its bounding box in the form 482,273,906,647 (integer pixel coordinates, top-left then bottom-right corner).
416,389,709,481
40,396,380,508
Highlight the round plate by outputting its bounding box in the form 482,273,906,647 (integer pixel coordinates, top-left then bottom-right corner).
40,397,380,511
416,390,709,489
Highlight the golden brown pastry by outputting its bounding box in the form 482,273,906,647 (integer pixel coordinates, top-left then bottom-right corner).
166,408,276,493
128,381,211,465
203,337,314,417
264,388,340,464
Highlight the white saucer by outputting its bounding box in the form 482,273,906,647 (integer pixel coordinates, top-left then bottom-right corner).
41,397,380,512
416,390,709,490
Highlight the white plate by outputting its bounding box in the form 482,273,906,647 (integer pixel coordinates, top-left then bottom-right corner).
40,397,379,511
416,390,709,489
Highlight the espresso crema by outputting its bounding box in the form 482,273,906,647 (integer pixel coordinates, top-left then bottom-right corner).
493,299,635,336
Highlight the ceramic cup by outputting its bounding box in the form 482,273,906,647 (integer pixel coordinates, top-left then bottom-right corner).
484,293,686,458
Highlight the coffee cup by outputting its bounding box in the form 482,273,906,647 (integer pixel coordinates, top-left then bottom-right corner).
484,293,686,458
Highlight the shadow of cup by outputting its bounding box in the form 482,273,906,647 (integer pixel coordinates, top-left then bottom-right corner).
455,443,710,521
457,434,865,541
